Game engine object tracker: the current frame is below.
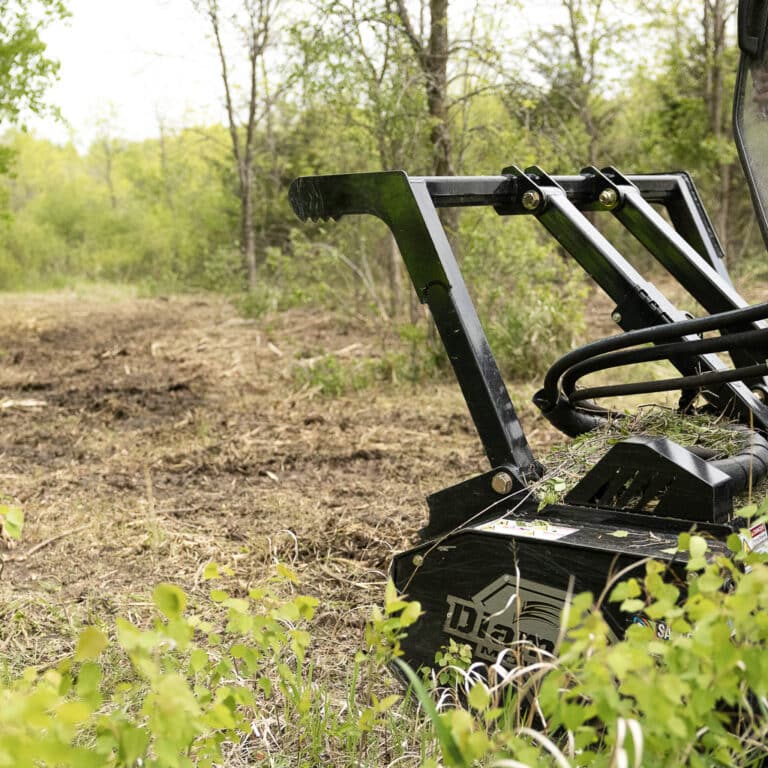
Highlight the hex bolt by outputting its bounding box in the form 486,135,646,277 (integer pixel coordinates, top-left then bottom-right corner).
599,188,618,209
491,471,514,495
752,388,767,403
611,310,622,324
521,190,541,211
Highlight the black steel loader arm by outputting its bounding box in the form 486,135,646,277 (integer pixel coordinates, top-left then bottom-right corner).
290,171,539,476
289,167,768,476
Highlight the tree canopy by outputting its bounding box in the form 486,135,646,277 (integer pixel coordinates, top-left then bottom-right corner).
0,1,67,124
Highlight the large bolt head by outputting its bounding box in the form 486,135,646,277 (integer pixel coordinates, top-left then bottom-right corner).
521,190,541,211
599,188,618,208
491,471,514,495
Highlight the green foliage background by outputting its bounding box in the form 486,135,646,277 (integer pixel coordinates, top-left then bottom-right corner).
0,1,762,381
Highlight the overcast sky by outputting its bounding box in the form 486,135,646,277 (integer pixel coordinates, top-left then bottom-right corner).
29,0,227,148
28,0,565,150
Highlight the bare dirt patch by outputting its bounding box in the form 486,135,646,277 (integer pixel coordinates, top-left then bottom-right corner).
1,274,763,673
0,290,560,674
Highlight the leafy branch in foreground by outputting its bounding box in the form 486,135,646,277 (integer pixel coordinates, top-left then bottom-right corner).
1,520,767,767
0,563,425,767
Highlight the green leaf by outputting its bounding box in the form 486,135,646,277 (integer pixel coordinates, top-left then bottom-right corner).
400,600,422,627
153,583,187,619
258,676,272,697
57,700,92,724
119,725,149,765
202,562,220,580
610,578,640,602
0,505,24,540
736,503,758,519
620,598,646,613
374,693,400,713
467,681,490,712
190,648,209,673
75,626,108,661
689,535,707,559
273,602,300,621
295,595,319,620
696,569,723,593
222,597,249,614
277,562,298,583
75,662,102,697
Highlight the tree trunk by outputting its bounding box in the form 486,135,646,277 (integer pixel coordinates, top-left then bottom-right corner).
395,0,458,237
703,0,735,255
197,0,273,290
426,0,457,238
242,162,257,288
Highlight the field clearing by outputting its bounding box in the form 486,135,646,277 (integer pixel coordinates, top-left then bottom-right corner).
1,284,766,764
0,291,565,700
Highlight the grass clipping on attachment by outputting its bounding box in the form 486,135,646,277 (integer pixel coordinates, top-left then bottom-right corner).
537,405,766,508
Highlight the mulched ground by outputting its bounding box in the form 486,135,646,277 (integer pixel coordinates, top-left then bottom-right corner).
0,289,566,675
3,275,765,662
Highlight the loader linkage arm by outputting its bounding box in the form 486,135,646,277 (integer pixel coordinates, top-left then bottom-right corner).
290,167,768,430
290,166,768,534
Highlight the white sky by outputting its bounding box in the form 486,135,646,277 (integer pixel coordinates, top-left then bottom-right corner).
28,0,567,150
29,0,226,148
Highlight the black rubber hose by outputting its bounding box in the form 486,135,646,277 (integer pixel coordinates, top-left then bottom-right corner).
710,429,768,493
539,301,768,409
570,362,768,403
531,392,616,438
560,327,768,400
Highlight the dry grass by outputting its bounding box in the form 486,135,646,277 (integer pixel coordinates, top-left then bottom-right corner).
0,287,765,764
0,290,524,764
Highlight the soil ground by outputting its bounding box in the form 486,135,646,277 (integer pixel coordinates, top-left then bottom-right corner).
0,289,566,679
2,283,766,764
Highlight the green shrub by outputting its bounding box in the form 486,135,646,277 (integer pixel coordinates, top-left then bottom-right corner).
2,515,766,767
236,283,282,319
290,332,446,397
0,564,424,767
459,211,588,380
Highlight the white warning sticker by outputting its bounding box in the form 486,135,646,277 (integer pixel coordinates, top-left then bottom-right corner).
740,522,768,556
476,517,578,541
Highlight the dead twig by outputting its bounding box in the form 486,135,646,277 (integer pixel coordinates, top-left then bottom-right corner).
1,523,92,564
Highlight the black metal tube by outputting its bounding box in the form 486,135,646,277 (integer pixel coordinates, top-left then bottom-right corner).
570,362,768,403
561,328,768,398
539,302,768,408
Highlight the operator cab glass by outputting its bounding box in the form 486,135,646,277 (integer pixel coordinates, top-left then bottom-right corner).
735,0,768,247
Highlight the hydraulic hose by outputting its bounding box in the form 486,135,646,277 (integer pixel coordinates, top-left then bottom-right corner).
568,362,768,403
709,428,768,493
534,303,768,493
560,328,768,400
538,301,768,410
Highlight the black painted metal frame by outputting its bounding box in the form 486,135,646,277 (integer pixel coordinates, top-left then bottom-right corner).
289,167,768,479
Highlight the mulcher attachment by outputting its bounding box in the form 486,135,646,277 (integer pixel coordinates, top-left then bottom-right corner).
290,166,768,673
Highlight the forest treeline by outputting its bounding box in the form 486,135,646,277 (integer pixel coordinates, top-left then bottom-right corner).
0,0,762,360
